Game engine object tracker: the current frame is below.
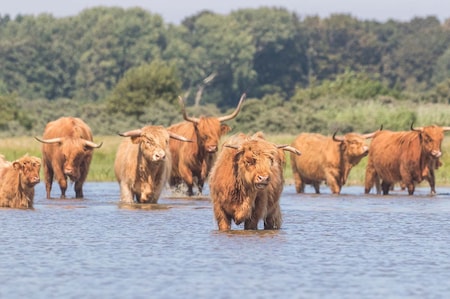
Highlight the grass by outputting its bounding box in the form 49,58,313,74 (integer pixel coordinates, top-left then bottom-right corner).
2,134,450,187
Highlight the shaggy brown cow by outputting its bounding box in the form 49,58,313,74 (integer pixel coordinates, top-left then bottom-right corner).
168,93,246,196
365,124,450,195
209,132,301,231
290,130,377,194
0,155,41,209
35,117,102,199
114,125,191,204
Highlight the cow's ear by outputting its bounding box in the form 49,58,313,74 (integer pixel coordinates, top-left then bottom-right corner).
12,161,22,170
220,124,231,135
130,136,141,144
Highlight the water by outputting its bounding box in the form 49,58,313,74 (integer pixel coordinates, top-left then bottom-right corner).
1,182,450,299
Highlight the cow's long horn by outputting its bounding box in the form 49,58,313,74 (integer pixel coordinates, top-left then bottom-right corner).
441,126,450,132
410,122,423,132
217,93,246,122
35,136,63,144
179,96,200,124
118,129,142,138
169,132,193,142
224,144,239,150
362,132,377,139
84,140,103,149
332,132,344,142
277,144,301,155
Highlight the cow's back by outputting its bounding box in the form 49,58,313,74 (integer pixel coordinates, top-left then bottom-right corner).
369,130,420,183
291,133,336,180
43,117,93,140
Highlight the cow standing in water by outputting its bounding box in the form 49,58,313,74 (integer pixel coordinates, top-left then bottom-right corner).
114,125,191,204
168,93,246,196
209,132,300,231
365,124,450,195
35,117,102,199
0,154,41,209
290,130,377,194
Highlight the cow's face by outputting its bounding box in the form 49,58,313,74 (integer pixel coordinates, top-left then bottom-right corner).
196,118,231,153
132,128,169,162
342,133,369,159
61,140,93,181
420,126,444,158
236,140,278,190
14,156,41,187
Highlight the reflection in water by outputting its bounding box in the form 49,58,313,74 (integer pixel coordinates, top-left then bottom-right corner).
1,182,450,299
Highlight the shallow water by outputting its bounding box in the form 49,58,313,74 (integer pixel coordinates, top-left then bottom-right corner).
1,183,450,299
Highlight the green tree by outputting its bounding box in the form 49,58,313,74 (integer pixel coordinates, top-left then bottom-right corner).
106,60,181,120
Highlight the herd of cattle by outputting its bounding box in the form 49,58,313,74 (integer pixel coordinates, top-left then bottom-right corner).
1,93,449,231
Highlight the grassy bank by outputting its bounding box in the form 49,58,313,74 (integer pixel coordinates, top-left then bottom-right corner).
2,134,450,187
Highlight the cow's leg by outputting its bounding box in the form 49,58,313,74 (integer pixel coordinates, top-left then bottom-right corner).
313,181,321,194
264,205,282,230
43,163,54,199
326,174,341,194
364,162,376,194
179,166,194,196
292,170,304,193
214,205,231,231
119,181,134,203
381,181,391,195
426,168,436,195
53,166,67,198
406,183,415,195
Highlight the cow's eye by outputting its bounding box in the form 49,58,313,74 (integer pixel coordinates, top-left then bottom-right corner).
245,159,255,167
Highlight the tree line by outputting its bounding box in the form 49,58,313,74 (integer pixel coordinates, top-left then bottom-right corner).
0,6,450,137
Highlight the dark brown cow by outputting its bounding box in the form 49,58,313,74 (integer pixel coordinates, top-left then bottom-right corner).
209,132,301,231
35,117,102,199
364,124,450,195
114,125,191,204
290,131,377,194
168,93,246,196
0,154,41,209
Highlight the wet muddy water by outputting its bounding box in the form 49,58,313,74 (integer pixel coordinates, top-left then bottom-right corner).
1,183,450,298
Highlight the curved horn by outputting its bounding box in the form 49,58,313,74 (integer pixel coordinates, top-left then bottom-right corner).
441,126,450,132
34,136,63,144
84,140,103,149
224,144,240,150
277,144,301,155
118,129,142,138
217,93,246,122
168,131,193,142
179,96,200,124
410,122,423,132
362,131,377,139
332,132,344,142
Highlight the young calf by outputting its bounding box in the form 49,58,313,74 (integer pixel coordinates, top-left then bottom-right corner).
0,155,41,209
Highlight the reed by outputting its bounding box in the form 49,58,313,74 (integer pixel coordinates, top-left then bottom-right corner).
2,134,450,186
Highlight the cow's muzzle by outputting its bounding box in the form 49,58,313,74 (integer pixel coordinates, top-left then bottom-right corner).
206,145,218,153
431,150,442,158
255,175,270,189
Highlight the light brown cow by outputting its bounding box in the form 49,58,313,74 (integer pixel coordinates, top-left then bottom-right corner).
114,125,192,204
35,117,102,199
168,94,246,196
209,132,301,231
365,124,450,195
290,130,377,194
0,154,41,209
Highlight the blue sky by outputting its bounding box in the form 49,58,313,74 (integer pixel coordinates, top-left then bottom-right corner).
2,0,449,24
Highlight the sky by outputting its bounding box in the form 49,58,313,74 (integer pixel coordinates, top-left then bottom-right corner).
2,0,449,24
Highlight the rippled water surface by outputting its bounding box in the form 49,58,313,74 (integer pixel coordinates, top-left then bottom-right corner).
1,183,450,299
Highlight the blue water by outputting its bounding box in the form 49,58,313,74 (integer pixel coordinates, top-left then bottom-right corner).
1,183,450,299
